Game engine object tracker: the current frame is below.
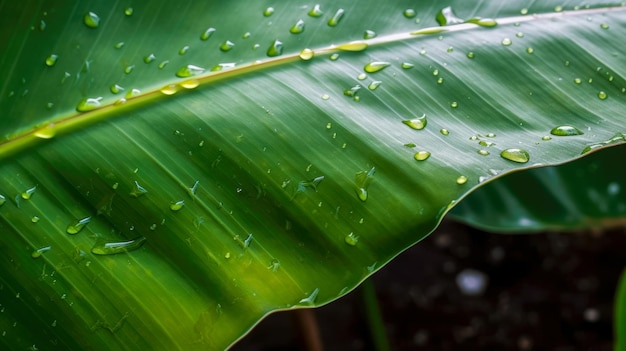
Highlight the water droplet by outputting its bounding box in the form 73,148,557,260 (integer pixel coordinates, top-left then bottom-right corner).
478,140,496,147
124,65,135,74
597,91,608,100
500,148,530,163
401,62,414,69
345,232,359,246
45,54,58,67
343,85,361,97
124,7,133,16
414,150,431,161
402,114,427,130
109,84,124,94
179,45,190,55
31,246,51,259
170,200,185,211
364,61,390,73
290,19,305,34
542,136,552,141
368,81,382,90
440,128,449,136
328,8,344,27
450,101,458,108
600,23,609,29
321,94,330,100
299,288,319,305
266,39,283,57
143,53,156,64
76,97,102,112
31,216,40,223
437,77,444,84
200,27,216,40
357,73,367,81
125,88,140,98
160,84,179,95
39,19,46,31
477,149,490,156
0,194,5,206
34,123,56,139
363,30,377,39
263,7,274,17
516,32,524,38
66,216,92,234
521,8,529,15
550,125,584,136
436,6,463,25
299,48,314,60
176,64,205,78
501,38,512,46
130,181,148,197
526,47,534,54
329,53,340,61
411,28,446,36
308,4,323,17
21,185,37,200
114,41,125,49
456,175,468,185
91,236,147,255
220,40,235,52
432,69,439,76
466,51,475,59
465,17,498,27
554,5,563,12
355,167,375,201
337,41,368,52
83,12,100,28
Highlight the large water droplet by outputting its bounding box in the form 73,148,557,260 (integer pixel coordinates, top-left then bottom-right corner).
436,6,464,25
299,48,314,60
266,39,283,57
402,114,427,130
34,124,56,139
83,12,100,28
597,91,608,100
328,8,344,27
220,40,235,52
308,4,323,17
290,19,305,34
76,97,103,112
67,216,92,234
550,125,584,136
161,84,179,95
337,41,368,52
176,64,205,78
124,7,133,16
364,61,390,73
263,7,274,17
91,236,147,255
456,175,468,185
404,9,416,18
500,148,530,163
414,150,431,161
45,54,58,67
200,27,216,40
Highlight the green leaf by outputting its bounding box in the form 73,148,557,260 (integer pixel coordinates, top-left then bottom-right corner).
1,1,625,349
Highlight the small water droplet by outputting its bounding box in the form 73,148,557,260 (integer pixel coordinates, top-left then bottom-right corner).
179,45,190,55
31,216,40,223
368,81,382,90
437,77,444,84
357,73,367,80
124,7,133,16
500,148,530,163
450,101,458,108
600,23,609,29
456,175,468,185
161,84,179,95
343,85,361,97
364,30,377,39
337,41,368,52
200,27,216,40
402,114,427,130
432,69,439,76
328,8,345,27
0,194,6,207
436,6,463,25
597,91,608,100
220,40,235,52
554,5,563,12
355,167,375,201
114,41,125,49
31,246,51,259
515,32,524,38
299,288,319,305
83,12,100,28
170,200,185,211
143,53,156,64
21,185,37,200
501,38,512,46
308,4,323,17
466,51,475,59
542,136,552,141
39,19,46,31
66,216,92,234
76,97,103,112
110,84,124,94
176,64,205,78
329,53,340,61
414,150,431,161
465,17,497,27
179,79,199,89
401,62,414,69
125,88,140,99
91,236,147,255
130,181,148,197
45,54,58,67
34,124,56,139
124,65,135,74
364,61,390,73
266,39,283,57
321,94,330,100
345,232,359,246
290,19,305,34
550,125,584,136
299,48,314,60
263,7,274,17
521,8,529,15
440,128,449,136
326,122,332,129
526,47,534,54
478,140,496,147
477,149,490,156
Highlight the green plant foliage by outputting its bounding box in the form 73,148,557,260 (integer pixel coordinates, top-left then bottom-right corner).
0,1,625,349
616,267,626,351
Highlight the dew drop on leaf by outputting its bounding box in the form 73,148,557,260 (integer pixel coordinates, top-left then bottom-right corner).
266,39,283,57
124,7,133,16
414,151,431,161
501,38,512,46
76,97,102,112
124,65,135,74
110,84,124,94
456,175,468,185
308,4,323,17
345,232,359,246
330,53,339,61
34,124,56,139
364,30,377,39
368,80,382,90
467,52,475,59
66,216,92,235
337,41,368,52
129,181,148,197
220,40,235,52
550,125,584,136
364,61,390,73
160,84,178,95
290,19,305,34
91,237,147,255
114,41,125,49
600,23,609,29
402,114,427,130
175,64,205,78
143,53,156,64
477,149,490,156
526,47,534,54
500,148,530,163
83,12,100,28
200,27,216,40
0,195,6,207
327,8,344,27
299,48,314,60
45,54,58,67
450,101,458,108
170,200,185,211
401,62,414,69
597,91,608,100
440,128,449,136
263,7,274,17
403,9,416,18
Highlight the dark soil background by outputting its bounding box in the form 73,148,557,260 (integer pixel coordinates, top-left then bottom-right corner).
232,220,626,351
